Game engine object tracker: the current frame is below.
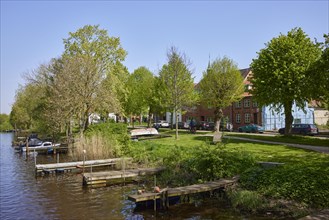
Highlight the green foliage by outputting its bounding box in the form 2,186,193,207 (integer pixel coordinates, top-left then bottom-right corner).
240,162,329,208
0,114,13,131
124,66,155,121
199,56,244,132
227,189,264,213
186,144,256,181
158,47,198,138
251,27,322,135
309,33,329,110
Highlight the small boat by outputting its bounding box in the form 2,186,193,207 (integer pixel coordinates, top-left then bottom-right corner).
19,135,60,152
20,142,61,152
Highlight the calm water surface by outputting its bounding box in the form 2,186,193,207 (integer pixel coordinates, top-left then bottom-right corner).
1,133,273,220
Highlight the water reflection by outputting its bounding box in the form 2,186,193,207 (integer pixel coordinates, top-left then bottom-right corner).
1,133,273,220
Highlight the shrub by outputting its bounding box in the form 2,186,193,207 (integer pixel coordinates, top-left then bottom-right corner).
227,189,264,213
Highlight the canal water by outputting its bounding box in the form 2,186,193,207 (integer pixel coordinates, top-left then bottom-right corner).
0,133,273,220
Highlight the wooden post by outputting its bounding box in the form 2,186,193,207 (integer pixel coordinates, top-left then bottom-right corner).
154,175,157,211
57,152,59,163
166,190,169,209
83,150,86,174
26,137,29,157
34,148,37,167
123,157,126,186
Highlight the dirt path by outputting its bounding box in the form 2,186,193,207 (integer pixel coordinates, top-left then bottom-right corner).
222,136,329,154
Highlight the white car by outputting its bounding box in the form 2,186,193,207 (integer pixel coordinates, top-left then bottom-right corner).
153,120,170,128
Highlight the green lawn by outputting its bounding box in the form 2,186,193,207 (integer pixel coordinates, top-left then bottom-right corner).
226,132,329,147
130,130,329,208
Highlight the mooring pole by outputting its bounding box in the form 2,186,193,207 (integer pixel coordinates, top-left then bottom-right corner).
83,149,86,174
26,137,29,157
123,157,126,186
34,148,37,167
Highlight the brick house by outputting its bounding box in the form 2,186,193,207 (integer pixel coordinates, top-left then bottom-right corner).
182,68,262,131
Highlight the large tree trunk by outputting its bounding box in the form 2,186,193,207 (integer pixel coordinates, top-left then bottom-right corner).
284,101,294,135
213,107,223,144
214,107,223,133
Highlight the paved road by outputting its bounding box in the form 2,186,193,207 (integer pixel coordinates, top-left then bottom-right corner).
223,136,329,154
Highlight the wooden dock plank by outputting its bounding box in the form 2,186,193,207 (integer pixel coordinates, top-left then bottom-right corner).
128,178,237,203
83,167,164,185
35,158,131,174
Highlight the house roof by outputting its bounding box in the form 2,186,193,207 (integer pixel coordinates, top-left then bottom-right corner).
240,68,251,79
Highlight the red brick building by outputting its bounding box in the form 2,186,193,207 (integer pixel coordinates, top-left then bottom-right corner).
182,68,262,131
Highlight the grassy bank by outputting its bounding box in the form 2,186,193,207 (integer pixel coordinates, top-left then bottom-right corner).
127,130,329,216
226,133,329,147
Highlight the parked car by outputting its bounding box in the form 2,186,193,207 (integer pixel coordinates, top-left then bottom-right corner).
238,124,265,133
196,121,209,130
153,120,170,128
220,122,233,132
278,124,318,135
178,122,189,129
196,121,215,131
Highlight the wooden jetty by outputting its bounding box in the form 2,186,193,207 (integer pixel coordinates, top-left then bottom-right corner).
128,177,238,210
35,158,131,175
83,167,165,186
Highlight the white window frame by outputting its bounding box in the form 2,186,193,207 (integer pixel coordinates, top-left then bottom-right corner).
236,114,241,123
244,99,250,108
245,113,251,123
235,101,242,108
252,101,258,108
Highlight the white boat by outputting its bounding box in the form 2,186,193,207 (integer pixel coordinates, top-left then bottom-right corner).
21,142,61,152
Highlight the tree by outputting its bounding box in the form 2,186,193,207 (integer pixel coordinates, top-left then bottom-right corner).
124,67,155,127
309,34,329,110
251,28,322,135
158,47,197,139
62,25,127,132
199,57,244,136
0,114,13,131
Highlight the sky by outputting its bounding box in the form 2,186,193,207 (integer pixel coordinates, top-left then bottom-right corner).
1,0,328,114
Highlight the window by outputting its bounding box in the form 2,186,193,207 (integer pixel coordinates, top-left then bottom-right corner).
244,99,250,108
206,117,214,122
235,101,242,108
236,114,241,123
245,113,251,123
252,101,258,107
244,84,252,92
294,118,301,124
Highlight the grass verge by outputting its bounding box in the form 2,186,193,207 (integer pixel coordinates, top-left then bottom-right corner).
226,133,329,147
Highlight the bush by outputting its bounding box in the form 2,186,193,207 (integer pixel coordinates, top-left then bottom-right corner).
227,189,264,213
156,143,256,186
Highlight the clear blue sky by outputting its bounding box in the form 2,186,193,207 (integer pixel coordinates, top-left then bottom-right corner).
1,0,328,114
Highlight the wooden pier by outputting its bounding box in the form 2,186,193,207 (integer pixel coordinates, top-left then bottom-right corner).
128,177,238,210
35,158,131,175
83,167,165,186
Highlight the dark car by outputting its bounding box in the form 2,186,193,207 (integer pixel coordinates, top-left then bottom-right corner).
278,124,318,135
238,124,265,133
196,121,208,130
